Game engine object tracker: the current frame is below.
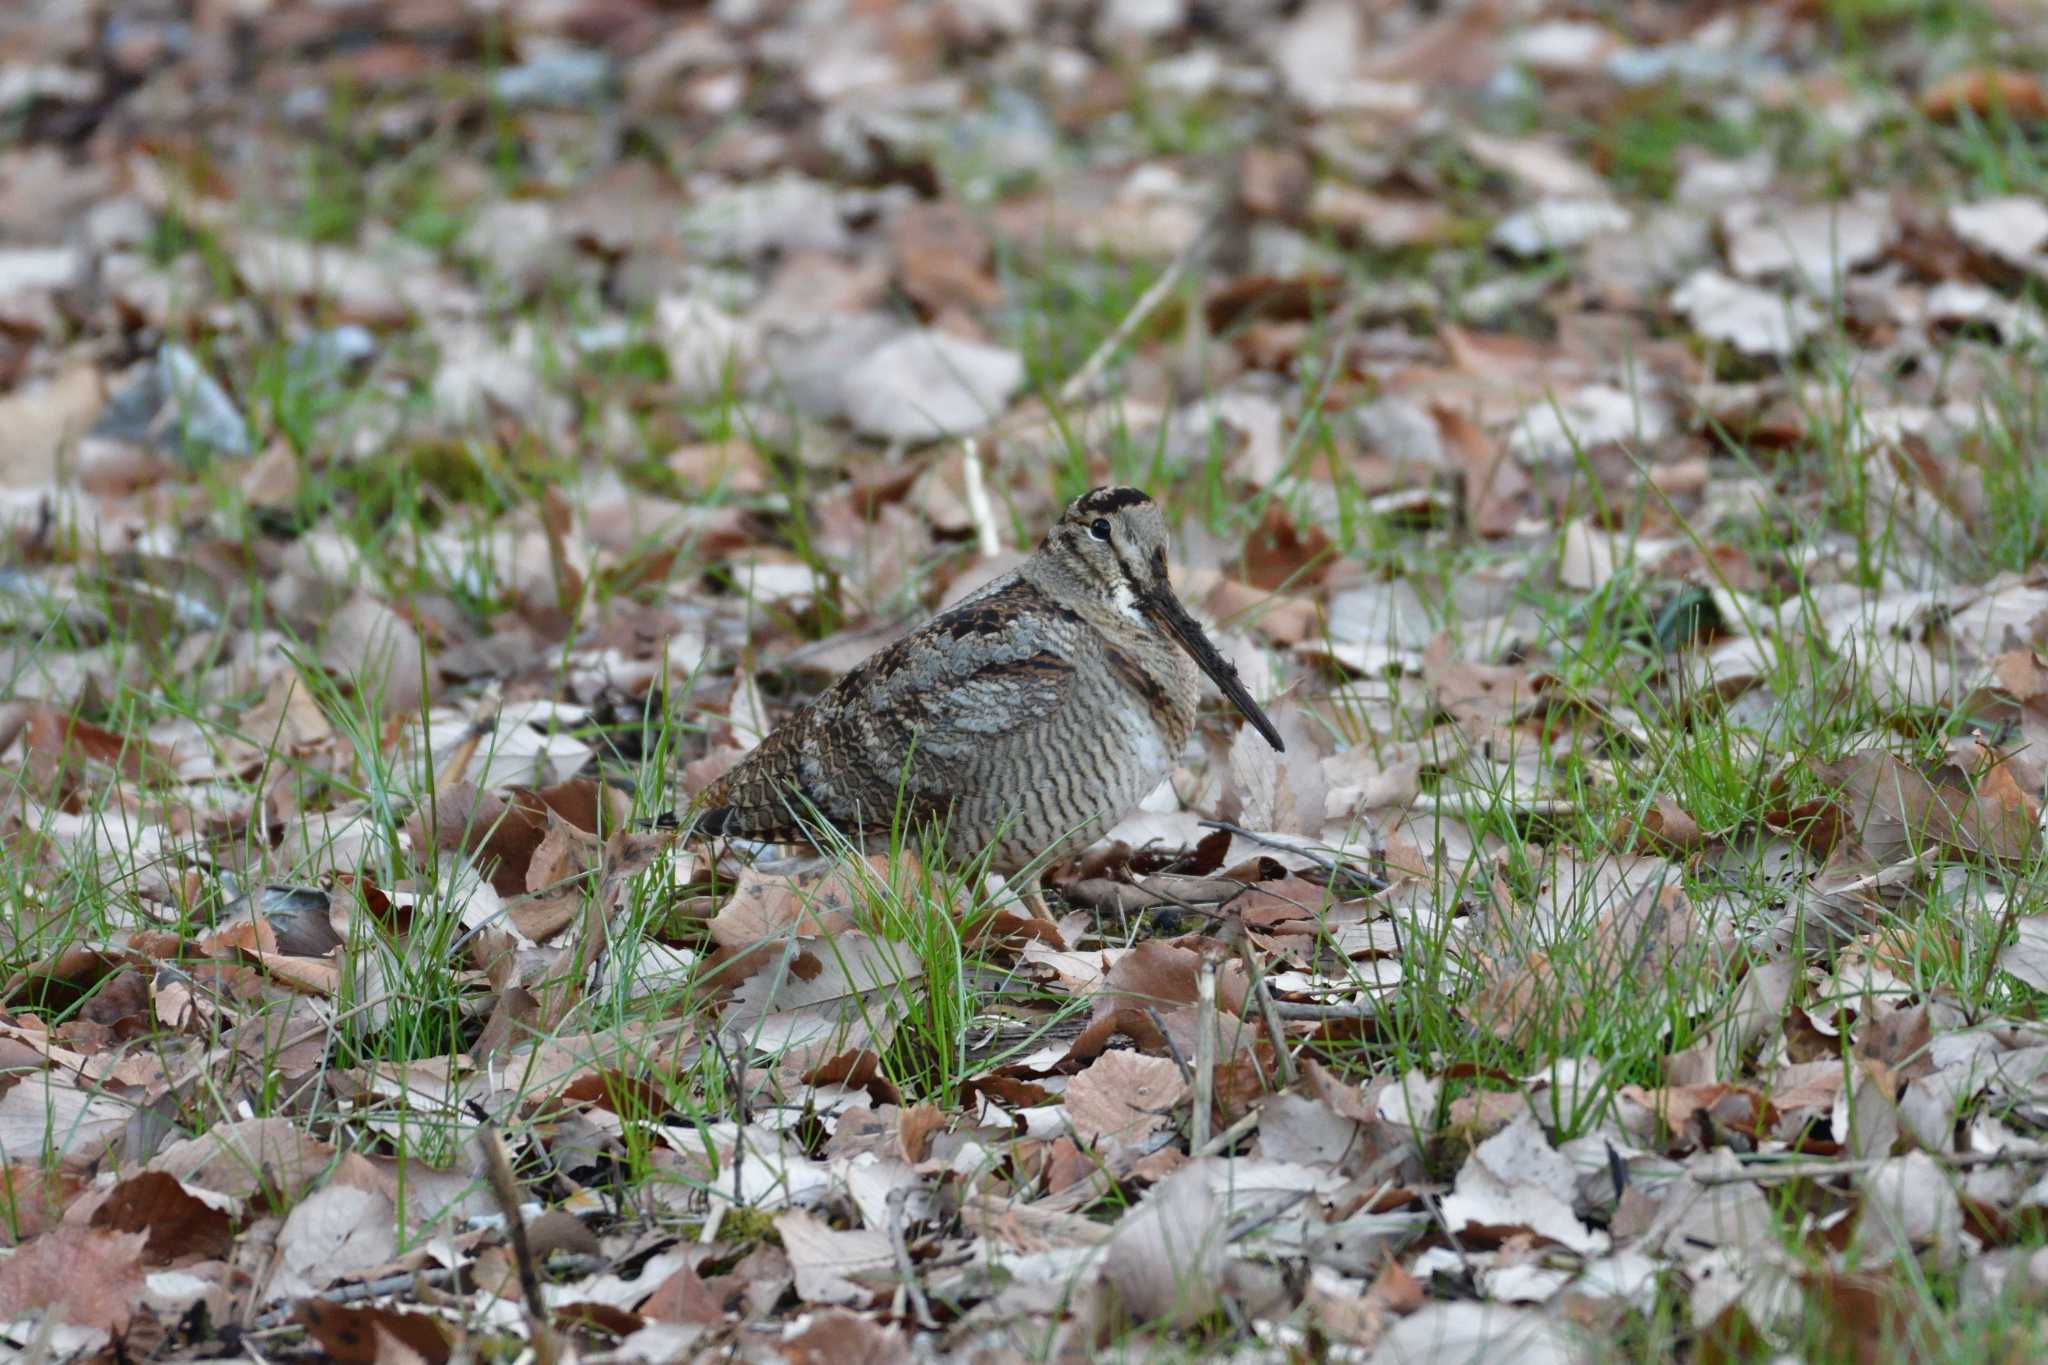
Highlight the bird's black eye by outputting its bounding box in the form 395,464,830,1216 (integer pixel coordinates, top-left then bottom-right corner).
1090,518,1112,541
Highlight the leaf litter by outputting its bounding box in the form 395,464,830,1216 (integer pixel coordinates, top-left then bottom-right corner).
4,0,2048,1360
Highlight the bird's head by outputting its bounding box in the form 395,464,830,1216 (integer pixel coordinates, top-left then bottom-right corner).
1037,486,1284,752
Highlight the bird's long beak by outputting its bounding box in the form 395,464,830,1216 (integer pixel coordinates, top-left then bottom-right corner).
1140,585,1285,752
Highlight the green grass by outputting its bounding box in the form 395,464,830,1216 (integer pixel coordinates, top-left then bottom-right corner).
12,13,2048,1353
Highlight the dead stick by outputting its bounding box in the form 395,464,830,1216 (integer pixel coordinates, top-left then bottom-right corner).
1269,999,1379,1022
1690,1146,2048,1186
1237,937,1298,1087
887,1186,938,1330
256,1270,462,1330
979,206,1218,449
1193,1104,1263,1159
1055,217,1214,410
1193,958,1217,1151
477,1118,558,1365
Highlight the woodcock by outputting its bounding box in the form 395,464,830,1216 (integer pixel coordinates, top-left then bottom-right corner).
692,487,1284,905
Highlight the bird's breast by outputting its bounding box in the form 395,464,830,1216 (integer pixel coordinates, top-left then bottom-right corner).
1094,636,1199,752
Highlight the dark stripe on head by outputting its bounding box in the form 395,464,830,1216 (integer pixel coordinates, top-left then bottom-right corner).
1050,524,1112,590
1115,544,1154,597
1076,486,1153,515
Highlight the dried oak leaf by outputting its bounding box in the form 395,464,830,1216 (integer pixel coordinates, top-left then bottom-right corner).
1241,498,1333,591
774,1209,893,1306
1811,749,2039,864
297,1300,452,1365
780,1307,912,1365
1064,1050,1189,1154
0,1225,148,1333
89,1170,236,1265
1101,1164,1228,1327
637,1257,730,1326
1064,938,1250,1063
0,1164,81,1246
1921,68,2048,121
889,201,999,317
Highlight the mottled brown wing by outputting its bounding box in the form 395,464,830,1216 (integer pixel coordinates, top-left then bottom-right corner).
693,577,1079,843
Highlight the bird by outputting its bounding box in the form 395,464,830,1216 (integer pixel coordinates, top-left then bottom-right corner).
690,485,1285,916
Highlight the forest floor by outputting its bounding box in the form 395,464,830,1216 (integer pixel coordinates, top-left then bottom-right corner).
5,0,2048,1360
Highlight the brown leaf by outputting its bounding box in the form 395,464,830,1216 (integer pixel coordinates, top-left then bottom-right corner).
779,1307,911,1365
410,784,543,898
526,809,603,893
267,1182,399,1300
801,1048,903,1108
774,1209,893,1306
1812,750,2039,864
1475,881,1701,1046
318,596,435,718
0,364,103,487
1368,1252,1427,1314
1425,641,1540,735
1064,1050,1189,1153
17,704,173,787
637,1258,730,1326
1205,273,1346,332
1920,68,2048,121
0,1225,148,1333
1237,144,1312,221
89,1170,236,1265
1102,1163,1227,1327
297,1300,452,1365
1241,499,1333,591
0,1165,82,1245
1307,185,1452,249
1065,939,1248,1062
1435,401,1528,538
1626,795,1706,855
707,859,877,950
888,201,999,318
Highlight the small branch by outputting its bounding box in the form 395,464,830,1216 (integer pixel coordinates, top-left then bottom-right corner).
886,1186,938,1330
1689,1146,2048,1186
1237,937,1297,1087
960,437,1002,559
1142,1005,1196,1096
1268,999,1379,1022
477,1118,558,1365
256,1269,462,1329
1193,958,1217,1152
1054,217,1213,411
1404,794,1581,820
977,198,1221,454
1195,820,1389,893
1192,1104,1263,1158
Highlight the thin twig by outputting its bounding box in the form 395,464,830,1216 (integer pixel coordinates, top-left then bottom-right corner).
1236,937,1298,1087
974,201,1218,455
887,1186,938,1330
1404,794,1580,820
1192,1103,1263,1158
960,437,1002,559
477,1118,558,1365
697,1202,726,1246
1689,1146,2048,1186
1053,218,1214,411
1268,998,1379,1022
252,1269,462,1329
1143,1004,1197,1096
1193,958,1217,1152
1195,820,1389,893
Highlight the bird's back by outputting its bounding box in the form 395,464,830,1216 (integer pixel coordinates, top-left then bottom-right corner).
692,570,1198,871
